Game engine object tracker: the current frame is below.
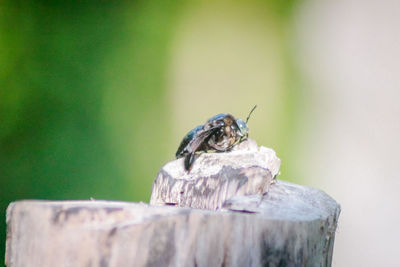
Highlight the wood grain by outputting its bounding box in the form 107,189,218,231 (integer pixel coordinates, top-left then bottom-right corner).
5,139,340,267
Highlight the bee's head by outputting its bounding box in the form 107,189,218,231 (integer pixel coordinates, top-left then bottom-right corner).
236,105,257,142
236,119,249,140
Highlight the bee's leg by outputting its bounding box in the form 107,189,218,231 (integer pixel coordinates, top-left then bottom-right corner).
209,141,229,152
184,153,196,172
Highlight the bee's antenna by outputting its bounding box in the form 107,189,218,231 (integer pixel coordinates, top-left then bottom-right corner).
246,105,257,123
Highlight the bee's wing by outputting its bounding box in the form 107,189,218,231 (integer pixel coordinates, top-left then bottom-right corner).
189,127,219,151
176,135,192,158
184,126,221,171
176,125,203,158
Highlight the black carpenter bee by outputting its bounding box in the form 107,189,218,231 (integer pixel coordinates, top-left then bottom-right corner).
176,105,257,171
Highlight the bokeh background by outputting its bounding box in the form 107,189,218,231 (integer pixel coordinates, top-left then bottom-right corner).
1,0,399,266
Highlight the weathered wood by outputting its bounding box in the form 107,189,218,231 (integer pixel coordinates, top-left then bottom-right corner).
6,182,339,267
5,139,341,267
150,139,281,210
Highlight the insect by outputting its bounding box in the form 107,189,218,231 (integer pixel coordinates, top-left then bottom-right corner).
176,105,257,171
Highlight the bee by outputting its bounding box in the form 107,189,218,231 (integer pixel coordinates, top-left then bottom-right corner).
176,106,257,171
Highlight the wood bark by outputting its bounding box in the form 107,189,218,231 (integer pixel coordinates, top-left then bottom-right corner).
5,139,340,267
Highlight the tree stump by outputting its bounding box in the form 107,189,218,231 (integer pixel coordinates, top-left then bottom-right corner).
5,139,340,267
150,139,281,210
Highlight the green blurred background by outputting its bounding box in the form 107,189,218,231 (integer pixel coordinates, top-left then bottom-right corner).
1,0,304,264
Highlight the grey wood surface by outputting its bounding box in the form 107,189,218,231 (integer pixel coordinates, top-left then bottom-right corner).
150,139,281,210
5,139,340,267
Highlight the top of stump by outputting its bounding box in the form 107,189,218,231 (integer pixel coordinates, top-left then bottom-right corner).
163,139,281,180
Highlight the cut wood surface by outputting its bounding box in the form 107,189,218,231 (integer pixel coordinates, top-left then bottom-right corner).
150,139,281,210
5,139,341,267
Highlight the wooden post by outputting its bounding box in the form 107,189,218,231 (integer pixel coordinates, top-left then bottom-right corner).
5,140,340,267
